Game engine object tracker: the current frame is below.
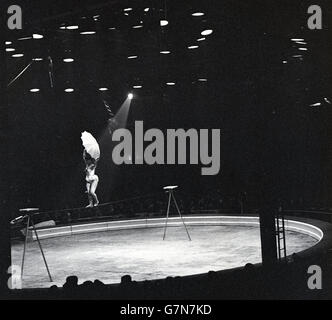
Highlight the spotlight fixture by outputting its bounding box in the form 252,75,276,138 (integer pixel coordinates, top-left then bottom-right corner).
32,34,44,39
163,185,178,190
12,53,24,58
160,20,169,27
63,58,74,62
80,31,96,35
201,29,213,36
128,93,134,99
66,25,79,30
30,88,40,93
192,12,205,16
65,88,74,92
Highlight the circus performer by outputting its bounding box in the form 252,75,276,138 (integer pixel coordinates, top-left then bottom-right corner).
81,132,100,207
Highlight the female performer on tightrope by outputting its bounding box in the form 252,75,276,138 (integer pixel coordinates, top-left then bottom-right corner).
83,149,99,207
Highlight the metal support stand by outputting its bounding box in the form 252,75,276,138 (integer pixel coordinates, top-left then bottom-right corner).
20,209,53,282
163,186,191,241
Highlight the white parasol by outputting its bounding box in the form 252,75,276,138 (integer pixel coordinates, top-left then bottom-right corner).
81,131,100,160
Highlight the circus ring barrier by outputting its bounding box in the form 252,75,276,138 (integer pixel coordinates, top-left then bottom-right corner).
26,215,325,243
11,211,332,294
22,213,332,270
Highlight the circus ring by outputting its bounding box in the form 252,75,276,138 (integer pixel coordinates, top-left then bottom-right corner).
11,214,330,289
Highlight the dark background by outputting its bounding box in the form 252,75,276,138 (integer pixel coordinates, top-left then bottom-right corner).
4,0,332,214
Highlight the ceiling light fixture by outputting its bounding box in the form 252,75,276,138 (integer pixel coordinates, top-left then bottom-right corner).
66,25,79,30
80,31,96,35
160,20,169,27
32,34,44,39
201,29,213,36
192,12,205,16
12,53,24,57
309,102,321,107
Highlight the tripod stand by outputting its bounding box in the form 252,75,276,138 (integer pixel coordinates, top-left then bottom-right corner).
163,186,191,241
20,208,53,282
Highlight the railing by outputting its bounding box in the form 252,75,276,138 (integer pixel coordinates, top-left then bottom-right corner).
282,209,332,223
11,196,332,240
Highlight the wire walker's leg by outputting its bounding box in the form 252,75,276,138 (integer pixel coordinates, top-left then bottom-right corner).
172,193,191,241
31,219,53,282
21,215,30,279
163,192,172,240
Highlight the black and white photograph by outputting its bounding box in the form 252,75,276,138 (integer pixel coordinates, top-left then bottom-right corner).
1,0,332,304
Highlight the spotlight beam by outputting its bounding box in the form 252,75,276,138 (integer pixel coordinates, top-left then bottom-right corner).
7,60,34,88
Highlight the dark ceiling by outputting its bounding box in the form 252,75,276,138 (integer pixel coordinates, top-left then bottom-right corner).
4,0,332,211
